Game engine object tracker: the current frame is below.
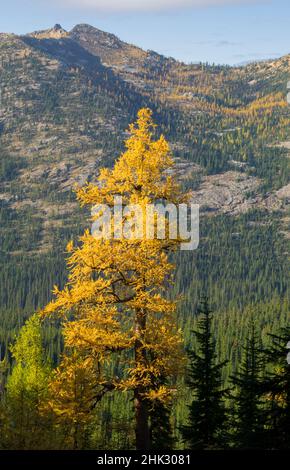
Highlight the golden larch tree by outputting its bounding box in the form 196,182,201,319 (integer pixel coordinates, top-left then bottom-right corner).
42,108,186,449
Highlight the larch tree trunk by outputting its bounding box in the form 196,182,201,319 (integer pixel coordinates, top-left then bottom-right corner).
134,308,151,450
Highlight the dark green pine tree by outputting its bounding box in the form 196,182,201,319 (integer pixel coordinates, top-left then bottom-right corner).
150,399,175,450
148,364,175,449
261,326,290,449
230,322,265,448
181,298,228,449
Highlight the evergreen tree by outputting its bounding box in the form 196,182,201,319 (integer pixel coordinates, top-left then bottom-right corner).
261,326,290,449
181,298,228,449
230,321,265,448
150,398,175,450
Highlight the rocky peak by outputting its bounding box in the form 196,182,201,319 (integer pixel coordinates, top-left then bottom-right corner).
53,24,63,31
70,24,124,50
28,24,68,39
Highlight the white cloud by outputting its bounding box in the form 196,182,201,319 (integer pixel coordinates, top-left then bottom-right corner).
56,0,263,12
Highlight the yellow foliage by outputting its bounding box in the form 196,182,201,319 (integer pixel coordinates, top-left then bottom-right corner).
42,108,186,408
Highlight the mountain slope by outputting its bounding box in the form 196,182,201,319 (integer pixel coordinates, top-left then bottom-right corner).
0,23,289,248
0,24,289,343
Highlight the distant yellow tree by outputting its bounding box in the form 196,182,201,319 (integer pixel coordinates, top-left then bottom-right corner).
45,353,101,449
42,108,186,449
3,315,51,449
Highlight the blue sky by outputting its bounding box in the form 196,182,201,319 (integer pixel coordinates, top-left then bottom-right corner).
1,0,289,65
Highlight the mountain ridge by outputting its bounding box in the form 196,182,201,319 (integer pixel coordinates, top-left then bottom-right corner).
24,22,290,69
